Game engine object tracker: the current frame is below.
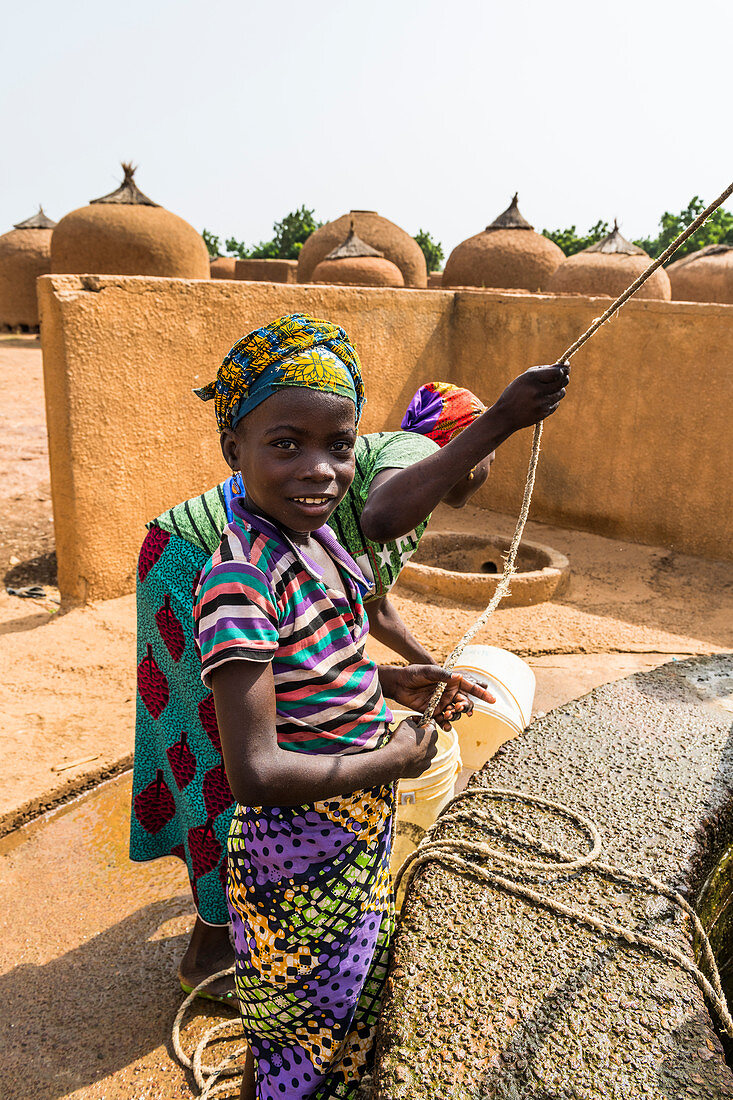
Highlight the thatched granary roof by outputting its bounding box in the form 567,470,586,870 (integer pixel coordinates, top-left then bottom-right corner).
583,222,646,255
90,163,158,206
486,193,534,231
14,207,57,230
0,207,56,329
311,223,405,288
442,194,563,291
547,221,671,300
298,210,426,288
667,243,733,304
51,163,209,279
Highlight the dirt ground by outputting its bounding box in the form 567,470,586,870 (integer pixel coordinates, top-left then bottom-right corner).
1,340,732,1098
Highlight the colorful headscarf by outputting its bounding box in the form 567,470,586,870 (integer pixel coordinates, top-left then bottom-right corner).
401,381,486,447
195,313,365,430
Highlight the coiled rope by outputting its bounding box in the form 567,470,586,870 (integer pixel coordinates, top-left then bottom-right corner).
172,180,733,1096
393,786,733,1040
172,968,241,1098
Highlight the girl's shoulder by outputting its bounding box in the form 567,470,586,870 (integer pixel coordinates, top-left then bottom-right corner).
201,514,298,595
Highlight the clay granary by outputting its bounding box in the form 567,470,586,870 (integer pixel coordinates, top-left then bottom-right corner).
667,243,733,304
51,162,209,279
0,207,56,330
442,194,564,292
310,221,405,287
298,209,427,288
548,220,671,299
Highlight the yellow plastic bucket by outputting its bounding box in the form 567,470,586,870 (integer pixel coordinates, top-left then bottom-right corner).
452,644,536,770
389,710,461,875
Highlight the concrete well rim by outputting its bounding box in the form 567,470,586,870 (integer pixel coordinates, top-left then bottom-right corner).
399,532,570,608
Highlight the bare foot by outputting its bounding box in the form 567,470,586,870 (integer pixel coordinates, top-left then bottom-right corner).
178,916,237,1005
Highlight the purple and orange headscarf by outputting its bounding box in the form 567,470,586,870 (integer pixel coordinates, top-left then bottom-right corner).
401,381,486,447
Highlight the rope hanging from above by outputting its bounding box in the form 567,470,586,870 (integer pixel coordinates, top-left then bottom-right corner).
421,178,733,723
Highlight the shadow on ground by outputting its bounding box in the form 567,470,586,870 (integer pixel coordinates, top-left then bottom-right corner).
1,896,236,1099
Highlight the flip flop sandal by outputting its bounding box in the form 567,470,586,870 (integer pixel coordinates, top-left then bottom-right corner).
179,978,239,1008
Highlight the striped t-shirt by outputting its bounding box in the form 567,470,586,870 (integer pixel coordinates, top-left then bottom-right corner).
193,500,391,755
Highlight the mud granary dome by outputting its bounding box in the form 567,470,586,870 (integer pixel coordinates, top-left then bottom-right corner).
0,207,56,329
209,256,237,279
442,194,564,292
547,221,671,300
311,223,405,287
667,243,733,304
298,210,426,288
51,163,210,279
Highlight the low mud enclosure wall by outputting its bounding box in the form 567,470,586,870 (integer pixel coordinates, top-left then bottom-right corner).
38,276,733,601
375,654,733,1098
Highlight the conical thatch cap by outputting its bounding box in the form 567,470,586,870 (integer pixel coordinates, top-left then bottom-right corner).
584,220,646,255
487,193,533,231
13,206,56,230
90,162,159,206
325,221,384,261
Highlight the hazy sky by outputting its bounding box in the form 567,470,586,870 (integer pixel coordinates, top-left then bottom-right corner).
2,0,731,257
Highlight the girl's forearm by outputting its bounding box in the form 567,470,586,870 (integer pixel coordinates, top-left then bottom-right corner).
360,405,512,541
213,661,405,808
228,736,404,808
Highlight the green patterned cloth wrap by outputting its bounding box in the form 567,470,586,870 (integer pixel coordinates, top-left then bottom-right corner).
194,313,365,430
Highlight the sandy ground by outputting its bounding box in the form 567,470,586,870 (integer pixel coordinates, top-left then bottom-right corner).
1,340,732,1097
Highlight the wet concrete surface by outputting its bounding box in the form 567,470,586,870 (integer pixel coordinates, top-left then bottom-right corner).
375,655,733,1099
0,774,241,1099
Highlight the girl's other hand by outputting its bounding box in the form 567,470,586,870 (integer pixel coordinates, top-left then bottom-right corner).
382,665,495,731
390,717,439,779
494,363,570,432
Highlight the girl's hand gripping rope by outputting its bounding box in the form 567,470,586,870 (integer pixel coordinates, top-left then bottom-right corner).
380,664,496,731
493,363,570,431
389,716,440,779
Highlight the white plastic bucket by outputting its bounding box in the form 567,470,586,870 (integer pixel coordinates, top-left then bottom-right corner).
389,710,461,875
452,645,536,770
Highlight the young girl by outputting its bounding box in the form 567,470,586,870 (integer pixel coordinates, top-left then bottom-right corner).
192,314,491,1100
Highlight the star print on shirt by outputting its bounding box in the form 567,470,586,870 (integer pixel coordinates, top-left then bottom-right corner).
377,544,393,571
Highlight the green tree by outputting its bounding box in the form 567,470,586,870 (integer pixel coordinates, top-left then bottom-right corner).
414,228,444,272
219,206,323,261
269,206,323,259
542,220,609,257
224,236,250,259
634,197,733,261
202,228,221,258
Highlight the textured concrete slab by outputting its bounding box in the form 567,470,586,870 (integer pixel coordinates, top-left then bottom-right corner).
375,655,733,1098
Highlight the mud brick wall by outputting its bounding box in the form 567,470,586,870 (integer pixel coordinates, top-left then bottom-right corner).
38,276,733,601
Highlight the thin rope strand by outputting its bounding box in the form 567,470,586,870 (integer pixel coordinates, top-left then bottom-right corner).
421,178,733,723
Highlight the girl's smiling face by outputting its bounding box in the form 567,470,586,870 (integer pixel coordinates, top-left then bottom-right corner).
220,387,357,538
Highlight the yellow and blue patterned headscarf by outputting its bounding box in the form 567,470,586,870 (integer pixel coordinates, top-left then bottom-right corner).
195,313,365,431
